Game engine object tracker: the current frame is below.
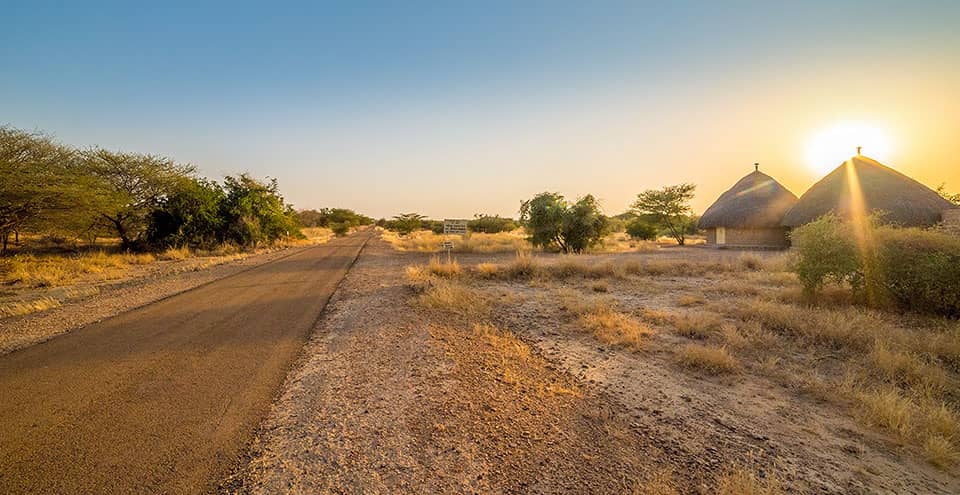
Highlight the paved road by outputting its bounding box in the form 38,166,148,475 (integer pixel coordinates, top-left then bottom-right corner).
0,231,372,494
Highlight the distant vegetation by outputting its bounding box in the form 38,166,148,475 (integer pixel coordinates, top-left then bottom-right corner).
379,185,703,253
936,184,960,206
297,208,373,237
0,126,307,253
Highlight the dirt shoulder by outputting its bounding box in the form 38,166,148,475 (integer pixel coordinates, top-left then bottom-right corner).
229,240,680,494
0,246,304,355
229,242,959,494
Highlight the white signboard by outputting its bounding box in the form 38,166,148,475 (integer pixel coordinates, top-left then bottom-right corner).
443,219,468,235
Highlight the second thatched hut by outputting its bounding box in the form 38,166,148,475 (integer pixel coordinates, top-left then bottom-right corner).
781,155,957,228
698,166,799,248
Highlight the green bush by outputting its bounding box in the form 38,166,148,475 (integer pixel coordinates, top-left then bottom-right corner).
790,215,862,295
468,214,518,233
871,228,960,317
330,223,350,236
519,192,608,254
792,214,960,316
625,219,658,240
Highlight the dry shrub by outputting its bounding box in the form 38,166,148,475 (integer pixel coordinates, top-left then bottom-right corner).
670,311,723,340
676,344,740,374
708,279,762,297
559,290,652,351
715,468,783,495
854,386,960,463
856,387,915,439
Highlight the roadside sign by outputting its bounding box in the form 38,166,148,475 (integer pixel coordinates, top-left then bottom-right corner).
443,219,468,235
441,240,454,250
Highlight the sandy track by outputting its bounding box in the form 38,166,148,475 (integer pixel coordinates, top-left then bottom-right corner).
0,231,372,494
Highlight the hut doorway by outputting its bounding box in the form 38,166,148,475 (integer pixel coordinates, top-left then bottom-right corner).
716,227,726,245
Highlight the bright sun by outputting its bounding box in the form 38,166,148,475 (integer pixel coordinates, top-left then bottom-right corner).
805,121,894,175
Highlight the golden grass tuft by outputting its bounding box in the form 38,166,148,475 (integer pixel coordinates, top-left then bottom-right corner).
0,297,62,318
670,311,723,339
676,344,740,374
715,468,784,495
591,280,609,292
924,435,960,469
676,294,705,307
559,290,652,351
416,281,490,316
427,256,461,277
475,262,499,278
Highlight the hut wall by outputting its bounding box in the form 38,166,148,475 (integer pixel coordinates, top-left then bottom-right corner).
706,227,789,248
944,209,960,237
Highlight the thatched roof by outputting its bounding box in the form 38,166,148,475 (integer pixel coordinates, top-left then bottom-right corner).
698,170,799,229
781,155,957,227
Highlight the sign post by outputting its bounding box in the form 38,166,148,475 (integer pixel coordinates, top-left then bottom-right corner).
442,219,468,263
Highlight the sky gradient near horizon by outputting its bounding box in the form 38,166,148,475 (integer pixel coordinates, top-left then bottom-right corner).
3,1,959,218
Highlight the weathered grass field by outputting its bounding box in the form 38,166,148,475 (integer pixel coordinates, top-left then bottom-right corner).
404,243,960,492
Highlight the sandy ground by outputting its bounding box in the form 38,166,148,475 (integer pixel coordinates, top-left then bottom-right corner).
229,240,958,494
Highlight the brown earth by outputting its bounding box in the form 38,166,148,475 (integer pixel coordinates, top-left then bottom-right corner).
0,231,372,494
229,239,959,494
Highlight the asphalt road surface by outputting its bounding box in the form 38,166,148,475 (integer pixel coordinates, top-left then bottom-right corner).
0,231,372,494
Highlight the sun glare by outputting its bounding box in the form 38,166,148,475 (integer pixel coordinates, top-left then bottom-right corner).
805,121,894,175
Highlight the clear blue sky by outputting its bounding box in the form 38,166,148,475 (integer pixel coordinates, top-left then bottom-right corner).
4,1,959,218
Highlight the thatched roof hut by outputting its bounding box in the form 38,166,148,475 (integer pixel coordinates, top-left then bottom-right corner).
781,155,957,228
699,167,798,248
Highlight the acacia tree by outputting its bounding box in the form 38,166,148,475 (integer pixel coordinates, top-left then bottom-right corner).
0,127,103,252
391,213,426,235
631,183,696,245
84,149,195,248
519,192,607,253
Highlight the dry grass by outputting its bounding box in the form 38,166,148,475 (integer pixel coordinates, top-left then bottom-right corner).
0,251,158,287
676,344,740,374
591,280,609,292
676,294,705,307
475,262,499,278
382,230,530,253
0,297,62,317
559,290,652,351
670,311,723,339
300,227,335,244
415,280,490,317
715,468,783,495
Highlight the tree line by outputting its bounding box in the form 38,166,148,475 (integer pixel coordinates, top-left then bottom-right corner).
1,126,301,253
380,185,700,254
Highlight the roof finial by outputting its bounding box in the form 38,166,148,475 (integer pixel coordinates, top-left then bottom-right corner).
857,146,862,156
754,162,759,172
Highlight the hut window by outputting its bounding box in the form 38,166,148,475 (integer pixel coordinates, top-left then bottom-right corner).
716,227,726,244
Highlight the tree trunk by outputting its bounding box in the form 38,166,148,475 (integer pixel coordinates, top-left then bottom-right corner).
2,231,8,255
14,230,19,246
